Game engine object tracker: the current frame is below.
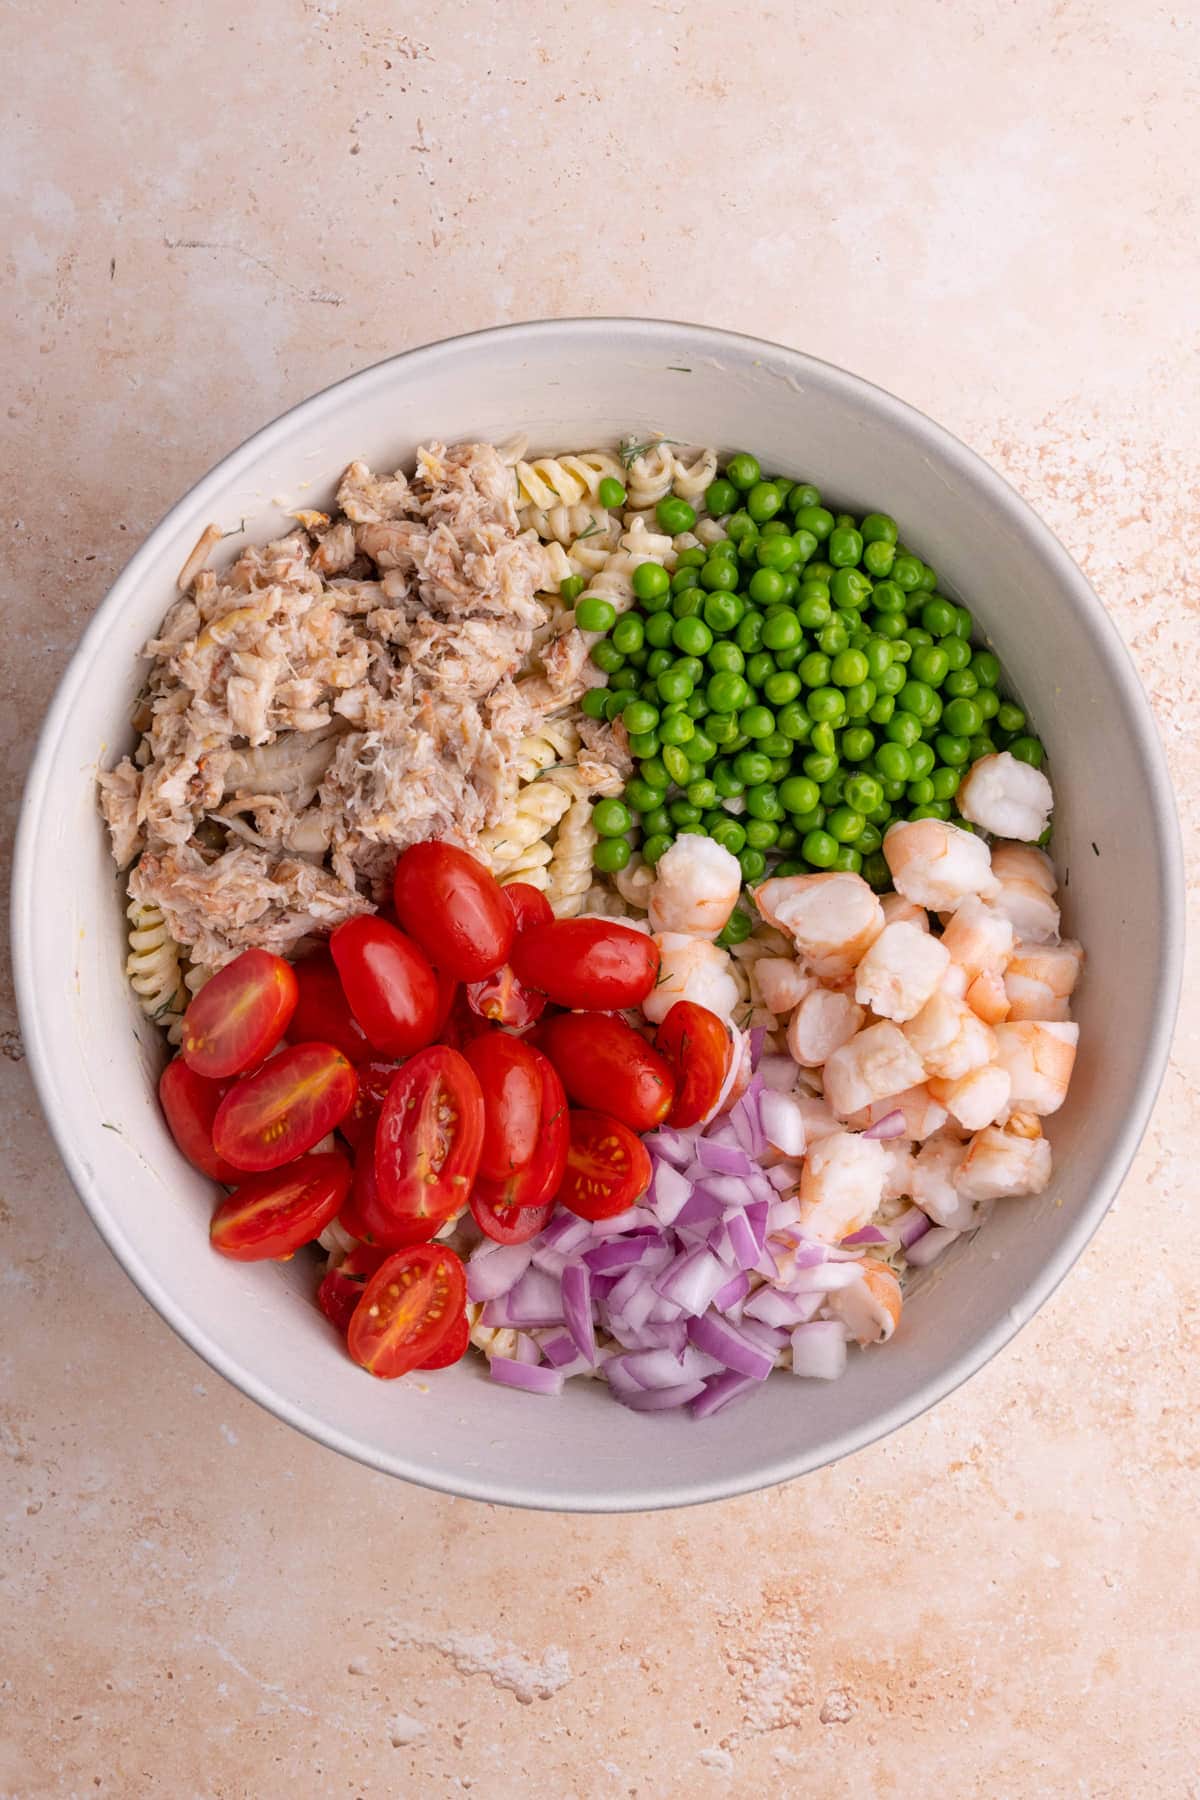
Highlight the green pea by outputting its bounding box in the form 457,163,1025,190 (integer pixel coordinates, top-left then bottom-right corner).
576,595,617,634
820,771,846,807
907,741,935,780
596,476,627,510
825,805,864,844
618,696,657,737
673,616,714,657
756,535,798,573
592,798,632,837
874,741,912,783
725,509,758,544
705,638,743,673
700,592,740,635
640,832,672,868
669,800,702,828
764,669,801,705
735,611,765,653
860,512,898,545
590,640,624,674
655,669,691,705
917,596,954,638
794,504,834,542
745,481,782,524
640,807,670,839
580,687,609,720
611,614,644,657
790,804,826,832
699,557,739,592
1009,735,1046,768
738,705,774,739
734,847,763,882
733,749,772,785
726,453,761,492
631,731,663,761
829,647,868,688
861,850,890,890
631,560,670,603
953,606,973,638
810,720,838,758
929,765,962,801
970,650,1000,688
801,828,838,868
891,552,923,591
857,821,883,856
976,687,1000,721
685,730,717,764
738,651,768,689
909,801,952,822
645,648,673,679
898,679,937,720
744,782,782,821
746,567,784,607
966,734,993,764
635,754,667,789
788,483,821,512
716,906,753,945
776,702,812,742
829,845,860,872
943,696,982,738
766,754,791,780
796,590,832,630
996,700,1027,734
843,772,883,814
761,610,802,652
941,636,972,672
816,623,849,660
809,685,848,725
828,526,864,569
779,775,819,814
645,611,676,649
797,651,830,688
705,477,737,516
713,760,744,798
671,569,702,601
655,496,696,535
680,778,714,812
773,644,804,671
904,627,934,649
862,540,895,577
802,751,839,783
872,612,906,641
711,818,747,855
907,776,935,805
871,579,907,616
594,836,632,873
910,644,950,687
841,726,875,762
661,712,698,747
740,817,774,850
935,732,970,767
707,713,741,745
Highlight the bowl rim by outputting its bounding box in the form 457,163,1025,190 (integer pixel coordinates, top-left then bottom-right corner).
11,316,1186,1511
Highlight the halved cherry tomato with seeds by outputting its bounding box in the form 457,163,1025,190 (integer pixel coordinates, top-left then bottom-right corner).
464,1034,569,1214
211,1151,352,1262
655,1002,732,1129
465,965,546,1030
510,919,659,1010
417,1306,470,1369
158,1057,240,1182
430,963,459,1037
536,1012,675,1133
338,1059,403,1153
181,947,298,1080
503,882,554,933
212,1042,358,1172
392,842,514,982
469,1191,554,1245
374,1047,484,1233
290,951,372,1065
338,1119,440,1248
347,1243,467,1379
316,1242,389,1335
557,1109,653,1221
439,987,494,1054
329,916,440,1059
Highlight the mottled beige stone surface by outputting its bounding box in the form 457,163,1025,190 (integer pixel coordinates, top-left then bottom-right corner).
2,1,1198,1794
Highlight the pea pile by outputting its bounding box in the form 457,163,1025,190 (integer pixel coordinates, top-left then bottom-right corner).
572,452,1045,943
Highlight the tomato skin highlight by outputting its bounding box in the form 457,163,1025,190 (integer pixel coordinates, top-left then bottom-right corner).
338,1120,440,1248
329,916,440,1058
212,1043,358,1172
465,965,546,1029
503,882,554,933
374,1047,484,1232
509,919,660,1010
338,1059,403,1153
290,951,372,1064
181,947,298,1080
347,1243,467,1379
536,1012,675,1132
316,1242,389,1335
211,1151,352,1261
656,1002,733,1128
392,842,514,981
469,1191,554,1245
557,1109,653,1221
464,1034,569,1211
158,1057,240,1182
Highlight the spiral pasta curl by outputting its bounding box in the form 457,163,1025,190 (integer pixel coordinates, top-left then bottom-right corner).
515,451,624,510
670,444,719,499
475,780,572,889
621,439,677,508
520,500,614,549
514,719,580,782
126,895,189,1039
545,795,596,918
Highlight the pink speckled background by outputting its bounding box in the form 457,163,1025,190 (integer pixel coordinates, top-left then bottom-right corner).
3,3,1199,1794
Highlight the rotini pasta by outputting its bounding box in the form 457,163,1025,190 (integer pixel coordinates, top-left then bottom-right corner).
475,780,572,888
126,894,189,1040
621,438,677,508
670,444,719,499
515,451,624,510
519,500,613,548
514,719,580,782
545,795,596,918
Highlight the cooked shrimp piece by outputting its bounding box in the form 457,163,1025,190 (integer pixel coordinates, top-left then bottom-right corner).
854,921,951,1022
1004,940,1084,1022
958,752,1054,843
827,1259,903,1345
787,987,865,1066
822,1021,928,1117
903,990,997,1080
883,818,999,911
797,1130,887,1242
956,1125,1053,1200
880,891,930,932
966,969,1011,1024
879,1137,917,1202
850,1084,950,1142
647,834,741,940
755,957,819,1015
928,1063,1012,1133
992,1020,1078,1115
641,933,741,1026
991,842,1057,894
940,895,1014,980
753,872,884,979
794,1090,842,1145
910,1130,983,1231
938,959,969,1000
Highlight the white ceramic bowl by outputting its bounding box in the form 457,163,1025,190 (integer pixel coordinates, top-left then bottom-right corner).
12,320,1183,1511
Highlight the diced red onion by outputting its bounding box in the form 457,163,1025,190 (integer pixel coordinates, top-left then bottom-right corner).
729,1087,765,1159
766,1160,802,1191
702,1026,747,1123
687,1312,775,1381
607,1266,657,1332
617,1347,691,1389
511,1332,542,1365
541,1331,582,1368
479,1296,514,1327
745,1199,769,1251
863,1109,906,1141
714,1208,760,1273
787,1260,865,1293
767,1196,804,1232
892,1206,933,1250
742,1286,821,1329
649,1158,693,1225
653,1247,729,1317
617,1380,707,1412
489,1356,564,1396
585,1235,664,1276
505,1265,565,1326
712,1269,751,1312
690,1370,758,1418
642,1127,693,1168
696,1171,754,1206
561,1262,597,1365
790,1321,848,1380
466,1240,534,1302
697,1139,754,1176
757,1054,798,1094
748,1025,767,1069
905,1224,959,1267
674,1189,725,1232
646,1294,684,1324
759,1090,806,1158
840,1225,890,1247
538,1212,592,1254
737,1316,789,1354
530,1246,567,1278
589,1207,643,1237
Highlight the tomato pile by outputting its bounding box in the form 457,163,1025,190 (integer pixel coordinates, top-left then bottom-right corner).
156,843,734,1382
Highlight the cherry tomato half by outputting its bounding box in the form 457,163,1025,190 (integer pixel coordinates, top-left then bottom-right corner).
290,951,372,1064
509,919,660,1010
211,1151,352,1261
465,965,546,1029
212,1043,358,1172
158,1057,240,1182
557,1109,653,1221
338,1059,403,1153
329,916,439,1058
374,1047,485,1233
469,1191,554,1245
656,1002,733,1129
431,963,459,1037
503,882,554,933
181,947,298,1080
316,1242,389,1335
415,1304,470,1369
392,842,514,981
464,1034,569,1212
439,989,494,1054
347,1243,467,1379
536,1012,675,1133
338,1119,441,1249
